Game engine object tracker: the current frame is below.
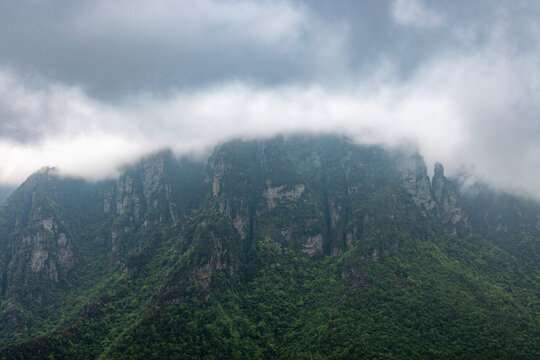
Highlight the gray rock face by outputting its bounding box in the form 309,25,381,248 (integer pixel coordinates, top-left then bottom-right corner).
395,154,438,215
211,159,250,239
142,154,166,207
396,155,471,237
57,233,74,269
263,183,305,209
17,202,76,286
212,162,225,197
107,151,184,255
302,234,323,256
30,247,48,273
431,163,446,203
431,163,471,237
115,174,139,223
112,151,176,220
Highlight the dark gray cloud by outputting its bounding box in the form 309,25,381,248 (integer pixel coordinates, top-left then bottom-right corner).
0,0,349,97
2,0,535,97
0,0,540,200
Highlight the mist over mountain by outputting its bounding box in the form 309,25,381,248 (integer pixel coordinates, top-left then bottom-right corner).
1,1,540,358
0,186,13,205
0,135,538,359
1,0,540,200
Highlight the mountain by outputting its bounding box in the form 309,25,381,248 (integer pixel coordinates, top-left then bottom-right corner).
0,134,538,359
0,186,14,205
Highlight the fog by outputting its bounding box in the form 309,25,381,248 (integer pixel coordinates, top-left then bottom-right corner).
1,0,539,199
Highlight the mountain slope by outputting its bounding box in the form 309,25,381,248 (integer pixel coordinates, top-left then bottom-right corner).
0,135,538,359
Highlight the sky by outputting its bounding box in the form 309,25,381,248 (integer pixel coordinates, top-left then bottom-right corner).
0,0,540,199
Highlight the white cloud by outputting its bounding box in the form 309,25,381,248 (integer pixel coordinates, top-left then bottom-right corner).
0,68,454,184
0,135,148,184
0,49,516,194
1,4,540,201
390,0,444,28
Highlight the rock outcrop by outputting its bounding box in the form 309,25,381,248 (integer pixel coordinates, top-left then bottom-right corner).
2,134,537,354
431,163,471,237
395,153,471,237
396,153,438,215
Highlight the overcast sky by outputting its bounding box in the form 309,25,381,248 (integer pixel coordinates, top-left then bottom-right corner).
1,0,540,199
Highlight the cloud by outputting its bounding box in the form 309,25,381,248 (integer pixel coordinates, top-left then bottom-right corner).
1,24,539,200
0,0,540,202
74,0,304,46
390,0,444,28
0,0,348,97
0,69,457,184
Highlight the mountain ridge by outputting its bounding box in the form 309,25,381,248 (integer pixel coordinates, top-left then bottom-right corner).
0,134,538,359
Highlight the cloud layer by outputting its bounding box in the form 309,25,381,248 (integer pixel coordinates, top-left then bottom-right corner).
1,0,540,200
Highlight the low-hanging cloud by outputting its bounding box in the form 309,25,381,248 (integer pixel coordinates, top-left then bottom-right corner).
0,0,540,201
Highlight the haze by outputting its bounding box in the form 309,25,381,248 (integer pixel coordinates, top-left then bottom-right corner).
1,0,539,199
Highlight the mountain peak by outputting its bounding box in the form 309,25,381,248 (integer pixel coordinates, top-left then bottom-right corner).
0,134,537,359
434,162,444,177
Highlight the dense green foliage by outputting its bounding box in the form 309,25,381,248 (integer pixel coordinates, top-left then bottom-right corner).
0,135,538,359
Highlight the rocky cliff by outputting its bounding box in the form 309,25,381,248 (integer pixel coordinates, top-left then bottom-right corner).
0,134,538,359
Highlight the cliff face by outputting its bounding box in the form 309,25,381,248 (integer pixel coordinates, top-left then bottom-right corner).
0,134,538,359
205,136,419,262
0,135,531,306
395,153,471,237
461,184,540,238
431,163,471,237
0,170,75,302
0,152,206,341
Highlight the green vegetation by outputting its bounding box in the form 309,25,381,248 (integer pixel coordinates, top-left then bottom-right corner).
0,135,538,359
